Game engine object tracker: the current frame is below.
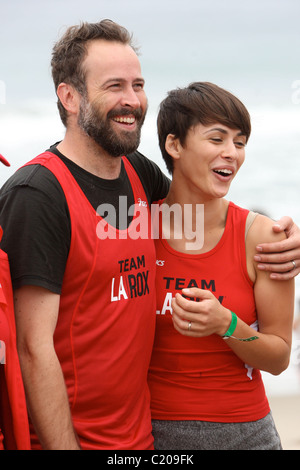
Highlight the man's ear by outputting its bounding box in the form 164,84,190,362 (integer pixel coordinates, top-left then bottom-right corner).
56,83,81,117
165,134,182,160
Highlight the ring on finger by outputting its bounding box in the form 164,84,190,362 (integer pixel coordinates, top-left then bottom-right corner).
188,321,192,331
291,260,296,270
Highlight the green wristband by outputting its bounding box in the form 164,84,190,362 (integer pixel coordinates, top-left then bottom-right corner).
222,311,238,337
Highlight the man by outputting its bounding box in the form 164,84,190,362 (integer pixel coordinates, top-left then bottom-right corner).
0,20,169,450
0,20,299,450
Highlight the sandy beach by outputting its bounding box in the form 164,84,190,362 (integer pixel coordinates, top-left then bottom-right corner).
268,394,300,450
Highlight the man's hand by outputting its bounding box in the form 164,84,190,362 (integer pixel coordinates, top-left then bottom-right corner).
254,216,300,280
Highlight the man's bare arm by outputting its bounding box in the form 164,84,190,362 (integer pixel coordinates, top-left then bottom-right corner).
14,285,80,450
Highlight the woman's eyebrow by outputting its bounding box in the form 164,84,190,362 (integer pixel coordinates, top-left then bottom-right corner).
204,127,245,136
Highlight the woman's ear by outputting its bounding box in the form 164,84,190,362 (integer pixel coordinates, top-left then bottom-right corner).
165,134,182,160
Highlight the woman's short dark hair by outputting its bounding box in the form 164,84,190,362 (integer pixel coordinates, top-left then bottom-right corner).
157,82,251,174
51,19,136,126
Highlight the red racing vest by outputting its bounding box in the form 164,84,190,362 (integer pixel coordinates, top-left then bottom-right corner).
0,228,31,450
149,202,270,423
25,153,157,449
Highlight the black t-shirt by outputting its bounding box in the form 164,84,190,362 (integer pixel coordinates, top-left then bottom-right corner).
0,144,170,294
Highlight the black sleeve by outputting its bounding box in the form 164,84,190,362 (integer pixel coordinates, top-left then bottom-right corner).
0,165,71,294
127,151,170,204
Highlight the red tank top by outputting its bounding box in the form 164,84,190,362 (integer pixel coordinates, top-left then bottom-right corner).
148,202,270,423
0,262,9,450
25,153,157,449
0,228,30,450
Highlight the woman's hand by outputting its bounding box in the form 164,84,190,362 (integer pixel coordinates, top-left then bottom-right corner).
171,287,231,337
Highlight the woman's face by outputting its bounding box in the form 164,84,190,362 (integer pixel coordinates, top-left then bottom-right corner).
172,123,247,200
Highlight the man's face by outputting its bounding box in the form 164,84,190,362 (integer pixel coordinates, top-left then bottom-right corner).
78,40,148,157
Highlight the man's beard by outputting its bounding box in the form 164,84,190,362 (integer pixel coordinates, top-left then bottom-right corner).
78,96,147,157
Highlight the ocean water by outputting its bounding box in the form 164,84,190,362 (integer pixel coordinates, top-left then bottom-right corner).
1,0,300,394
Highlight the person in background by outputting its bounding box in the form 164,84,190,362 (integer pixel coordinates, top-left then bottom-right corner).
148,82,295,450
0,153,30,450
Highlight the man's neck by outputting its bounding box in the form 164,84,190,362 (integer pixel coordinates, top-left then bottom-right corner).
57,127,122,180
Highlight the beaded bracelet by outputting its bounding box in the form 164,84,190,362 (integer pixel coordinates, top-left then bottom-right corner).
224,335,259,342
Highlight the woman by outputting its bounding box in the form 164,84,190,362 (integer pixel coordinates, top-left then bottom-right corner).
0,154,30,450
148,83,295,450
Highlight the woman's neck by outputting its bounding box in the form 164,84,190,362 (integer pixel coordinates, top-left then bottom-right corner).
163,185,229,254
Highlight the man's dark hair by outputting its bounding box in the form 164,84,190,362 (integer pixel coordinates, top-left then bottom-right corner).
51,19,136,126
